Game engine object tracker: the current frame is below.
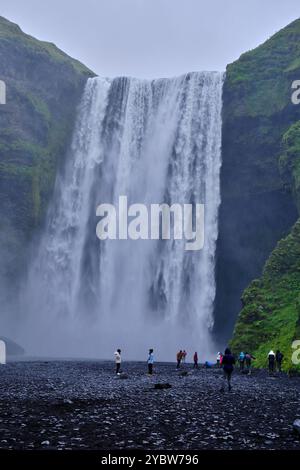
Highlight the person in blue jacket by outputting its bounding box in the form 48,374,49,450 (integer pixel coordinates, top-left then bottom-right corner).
239,351,245,371
148,349,154,375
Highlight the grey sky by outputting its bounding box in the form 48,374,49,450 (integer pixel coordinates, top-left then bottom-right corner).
1,0,300,78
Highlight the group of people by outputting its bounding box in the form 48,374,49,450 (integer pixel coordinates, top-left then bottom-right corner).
114,348,193,375
238,351,256,373
113,347,285,386
220,348,285,392
176,350,187,368
237,349,284,373
267,350,284,372
216,351,255,373
114,348,155,375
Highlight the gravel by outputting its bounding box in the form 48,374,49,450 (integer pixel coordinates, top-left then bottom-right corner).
0,361,300,450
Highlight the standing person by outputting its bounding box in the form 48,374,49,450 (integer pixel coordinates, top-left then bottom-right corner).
182,350,187,364
220,348,236,392
239,351,245,371
216,352,221,367
147,349,154,375
245,352,255,374
114,349,121,374
193,352,198,369
275,350,284,372
268,350,276,373
220,352,223,366
176,350,183,369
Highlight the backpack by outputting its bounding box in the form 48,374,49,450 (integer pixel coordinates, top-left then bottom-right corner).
245,354,251,363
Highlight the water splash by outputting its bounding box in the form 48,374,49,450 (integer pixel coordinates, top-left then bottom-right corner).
21,72,223,361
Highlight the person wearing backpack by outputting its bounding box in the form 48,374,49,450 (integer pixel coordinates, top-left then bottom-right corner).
239,351,245,371
245,352,255,374
275,350,284,372
220,348,235,392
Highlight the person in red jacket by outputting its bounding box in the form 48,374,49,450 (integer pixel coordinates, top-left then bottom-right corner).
193,351,198,369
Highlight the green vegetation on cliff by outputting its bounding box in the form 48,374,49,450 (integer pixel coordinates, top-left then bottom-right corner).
215,18,300,340
223,18,300,370
231,111,300,370
223,18,300,198
279,120,300,211
230,118,300,371
226,18,300,118
0,16,95,295
0,16,91,75
230,220,300,371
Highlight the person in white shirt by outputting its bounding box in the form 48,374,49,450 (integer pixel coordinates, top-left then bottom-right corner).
268,350,275,373
114,349,121,374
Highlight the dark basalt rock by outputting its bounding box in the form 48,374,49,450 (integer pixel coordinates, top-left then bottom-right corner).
178,370,189,376
0,361,299,450
117,373,129,379
154,383,172,389
293,419,300,435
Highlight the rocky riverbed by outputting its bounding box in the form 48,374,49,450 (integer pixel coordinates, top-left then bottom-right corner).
0,361,300,450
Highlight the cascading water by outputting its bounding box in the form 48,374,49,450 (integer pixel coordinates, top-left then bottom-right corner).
21,72,223,360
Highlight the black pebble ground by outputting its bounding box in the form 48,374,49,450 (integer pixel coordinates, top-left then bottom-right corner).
0,361,300,451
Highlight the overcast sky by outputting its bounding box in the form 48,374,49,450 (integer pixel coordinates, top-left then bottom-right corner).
1,0,300,78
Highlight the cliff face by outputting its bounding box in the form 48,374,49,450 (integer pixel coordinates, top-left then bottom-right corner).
215,18,300,343
230,119,300,370
0,17,94,301
1,14,300,362
230,220,300,371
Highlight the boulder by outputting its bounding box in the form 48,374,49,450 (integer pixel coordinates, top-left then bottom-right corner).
117,373,128,380
154,383,172,390
293,419,300,435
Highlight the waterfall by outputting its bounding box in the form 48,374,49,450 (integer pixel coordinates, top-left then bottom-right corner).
22,72,223,360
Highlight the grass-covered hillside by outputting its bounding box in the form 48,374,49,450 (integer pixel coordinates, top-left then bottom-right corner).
230,219,300,371
0,16,95,301
215,18,300,341
279,120,300,212
225,18,300,118
230,118,300,371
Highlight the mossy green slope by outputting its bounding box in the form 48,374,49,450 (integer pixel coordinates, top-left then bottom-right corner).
215,18,300,340
231,114,300,370
0,16,90,75
223,17,300,198
279,120,300,211
225,18,300,118
0,16,95,300
230,118,300,371
230,219,300,371
229,62,300,371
